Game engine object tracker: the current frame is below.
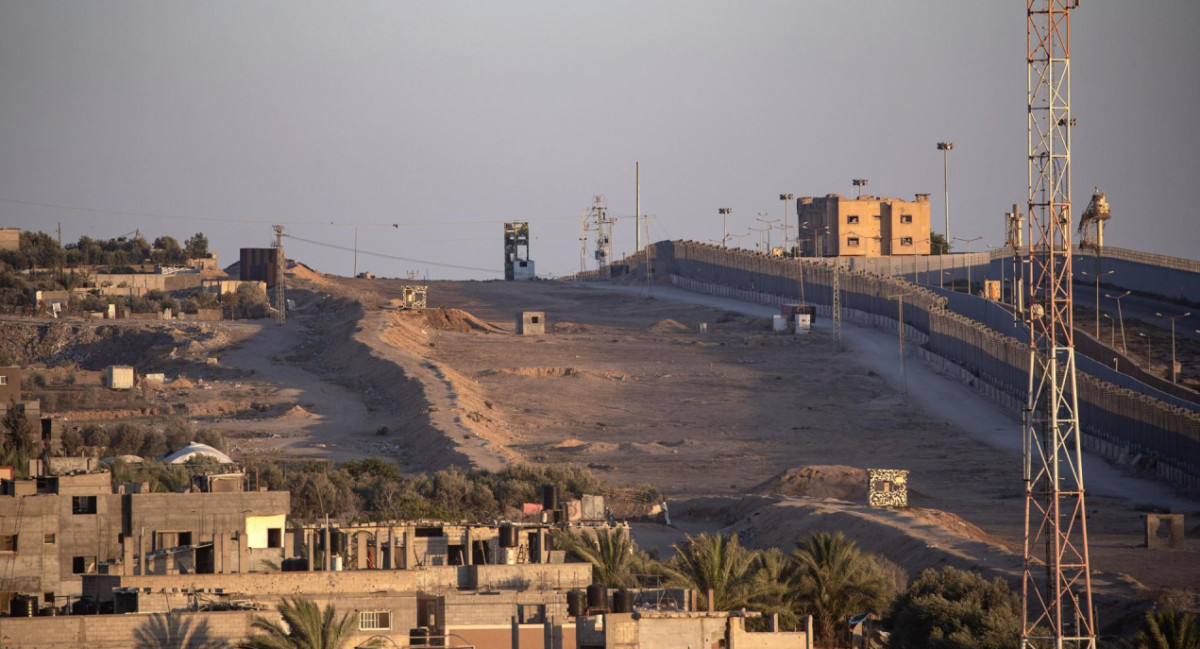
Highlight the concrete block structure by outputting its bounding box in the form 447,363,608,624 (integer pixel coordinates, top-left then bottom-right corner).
0,227,19,251
518,311,546,335
0,366,20,405
796,193,931,257
576,611,812,649
106,365,134,390
1143,513,1186,550
239,248,281,288
0,470,288,609
867,469,909,508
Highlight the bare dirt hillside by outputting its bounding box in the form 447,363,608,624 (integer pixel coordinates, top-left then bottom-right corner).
246,271,1199,616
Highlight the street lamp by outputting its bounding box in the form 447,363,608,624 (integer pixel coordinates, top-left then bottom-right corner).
852,179,868,199
779,193,794,253
1105,290,1130,354
953,235,982,293
1138,332,1152,371
937,141,954,248
1102,313,1115,347
1079,269,1114,337
718,208,732,248
1155,311,1191,383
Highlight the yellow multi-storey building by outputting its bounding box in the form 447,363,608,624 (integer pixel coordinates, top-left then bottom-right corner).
796,193,931,257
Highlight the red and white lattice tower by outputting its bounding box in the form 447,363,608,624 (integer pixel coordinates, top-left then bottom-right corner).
1023,1,1095,647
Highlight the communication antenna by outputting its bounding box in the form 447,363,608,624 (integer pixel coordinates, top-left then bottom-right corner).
272,225,286,325
1022,2,1095,648
581,195,615,273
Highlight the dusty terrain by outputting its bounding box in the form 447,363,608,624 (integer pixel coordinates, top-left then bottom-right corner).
9,262,1199,625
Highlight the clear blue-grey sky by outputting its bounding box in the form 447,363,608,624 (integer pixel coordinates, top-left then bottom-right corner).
1,2,1197,279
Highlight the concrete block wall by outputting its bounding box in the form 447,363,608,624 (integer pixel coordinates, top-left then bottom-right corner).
0,610,257,649
469,563,591,591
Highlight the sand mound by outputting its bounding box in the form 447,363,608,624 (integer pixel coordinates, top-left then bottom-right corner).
424,308,503,333
553,322,590,333
170,377,195,389
650,318,693,334
752,465,869,502
619,441,675,455
282,404,318,419
553,438,590,450
906,507,1004,545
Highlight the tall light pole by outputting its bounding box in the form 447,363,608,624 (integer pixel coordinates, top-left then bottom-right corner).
718,208,732,248
953,235,982,293
1156,311,1191,383
1138,332,1151,371
937,142,953,249
1102,313,1115,347
1079,269,1114,337
779,193,794,253
851,179,868,199
1105,291,1130,354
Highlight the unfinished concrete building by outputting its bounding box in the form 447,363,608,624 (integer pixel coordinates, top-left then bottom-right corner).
0,366,20,405
518,311,546,335
796,193,931,257
0,467,288,612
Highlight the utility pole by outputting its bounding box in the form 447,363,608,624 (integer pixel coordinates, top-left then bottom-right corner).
831,266,842,351
779,193,793,253
718,208,732,249
272,225,286,326
635,162,641,253
1022,2,1094,648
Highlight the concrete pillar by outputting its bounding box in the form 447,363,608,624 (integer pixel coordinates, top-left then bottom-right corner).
388,528,396,569
322,526,331,571
138,530,146,576
356,531,368,570
402,529,410,570
464,528,472,566
512,616,520,649
305,530,315,571
552,618,563,649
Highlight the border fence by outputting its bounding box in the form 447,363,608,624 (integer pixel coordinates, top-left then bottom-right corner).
593,241,1200,490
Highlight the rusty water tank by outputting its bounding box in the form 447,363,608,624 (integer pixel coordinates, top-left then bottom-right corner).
586,583,607,611
567,590,586,618
613,589,634,613
499,525,519,548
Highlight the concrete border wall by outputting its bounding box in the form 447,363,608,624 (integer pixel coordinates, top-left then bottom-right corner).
623,241,1200,489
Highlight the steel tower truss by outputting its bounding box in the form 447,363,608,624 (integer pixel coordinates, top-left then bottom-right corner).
1023,2,1095,647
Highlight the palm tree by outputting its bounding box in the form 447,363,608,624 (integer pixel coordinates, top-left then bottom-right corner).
790,532,889,648
668,532,757,611
553,527,637,587
1134,608,1200,649
746,547,799,630
237,597,358,649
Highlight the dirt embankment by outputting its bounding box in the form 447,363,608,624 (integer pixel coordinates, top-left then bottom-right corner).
282,278,512,471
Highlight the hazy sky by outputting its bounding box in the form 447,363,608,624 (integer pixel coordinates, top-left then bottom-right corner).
1,2,1197,280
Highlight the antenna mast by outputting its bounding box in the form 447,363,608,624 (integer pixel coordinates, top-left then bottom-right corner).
1023,2,1095,647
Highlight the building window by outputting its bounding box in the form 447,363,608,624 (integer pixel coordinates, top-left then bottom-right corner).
71,496,97,515
267,528,282,549
0,375,7,385
900,214,913,223
72,556,96,574
0,534,16,553
847,237,860,247
44,534,55,545
846,215,859,224
360,610,392,631
900,237,913,246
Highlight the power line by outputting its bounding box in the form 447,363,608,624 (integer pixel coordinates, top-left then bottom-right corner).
282,233,502,275
0,196,580,228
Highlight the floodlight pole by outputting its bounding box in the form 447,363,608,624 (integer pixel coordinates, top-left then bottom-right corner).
937,142,953,248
